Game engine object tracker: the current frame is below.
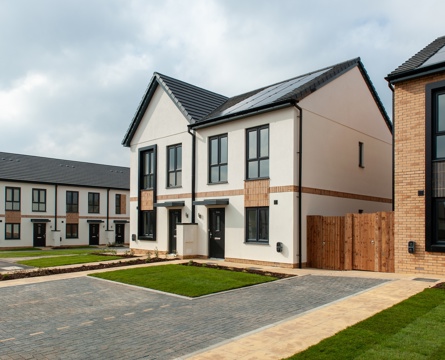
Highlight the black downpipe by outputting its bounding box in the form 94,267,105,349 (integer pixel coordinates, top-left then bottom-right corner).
388,82,395,211
188,127,196,223
106,189,110,231
54,184,58,231
294,103,303,269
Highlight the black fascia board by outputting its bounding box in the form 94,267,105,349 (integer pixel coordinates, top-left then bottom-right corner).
189,100,294,130
30,219,51,222
87,220,105,223
356,61,392,133
122,75,159,147
386,63,445,84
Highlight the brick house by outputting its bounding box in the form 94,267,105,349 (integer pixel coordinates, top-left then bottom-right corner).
386,35,445,274
123,58,392,268
0,152,130,247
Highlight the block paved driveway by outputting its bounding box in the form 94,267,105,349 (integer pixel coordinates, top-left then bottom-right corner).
0,274,387,359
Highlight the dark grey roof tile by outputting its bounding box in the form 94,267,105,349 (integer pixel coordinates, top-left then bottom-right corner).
386,36,445,81
0,152,129,189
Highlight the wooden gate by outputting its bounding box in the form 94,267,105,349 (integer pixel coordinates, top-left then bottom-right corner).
307,212,394,272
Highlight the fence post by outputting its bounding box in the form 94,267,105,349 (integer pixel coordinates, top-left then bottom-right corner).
344,213,353,270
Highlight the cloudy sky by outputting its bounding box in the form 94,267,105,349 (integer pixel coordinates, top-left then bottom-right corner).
1,0,444,167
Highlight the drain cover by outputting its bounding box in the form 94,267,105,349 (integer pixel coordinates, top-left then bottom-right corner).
412,278,439,282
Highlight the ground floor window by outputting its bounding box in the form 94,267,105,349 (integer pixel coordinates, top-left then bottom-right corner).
245,207,269,243
66,224,78,239
140,210,156,239
5,223,20,239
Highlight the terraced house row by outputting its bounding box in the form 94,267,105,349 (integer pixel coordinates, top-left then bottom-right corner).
0,152,130,247
123,58,393,268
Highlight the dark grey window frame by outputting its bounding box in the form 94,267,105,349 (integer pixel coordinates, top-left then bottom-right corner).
142,148,155,189
66,191,79,213
5,223,20,240
245,207,269,243
32,188,46,212
138,145,157,240
88,192,100,214
426,80,445,252
209,134,228,184
66,223,78,239
5,187,20,211
140,210,156,239
359,142,365,168
115,194,121,214
167,144,182,188
246,125,269,180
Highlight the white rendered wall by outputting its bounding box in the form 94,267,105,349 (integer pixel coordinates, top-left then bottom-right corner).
129,86,193,253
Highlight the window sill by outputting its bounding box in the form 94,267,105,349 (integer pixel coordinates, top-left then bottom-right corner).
166,186,182,189
138,236,156,241
428,244,445,252
245,177,270,181
207,181,228,185
244,241,269,245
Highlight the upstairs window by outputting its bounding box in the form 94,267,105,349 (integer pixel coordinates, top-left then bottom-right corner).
32,189,46,212
209,134,228,183
66,191,79,213
435,92,445,159
115,194,122,214
142,149,155,189
88,192,100,213
247,126,269,179
167,144,182,187
5,187,20,211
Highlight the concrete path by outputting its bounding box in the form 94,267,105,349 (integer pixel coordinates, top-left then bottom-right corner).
0,260,442,359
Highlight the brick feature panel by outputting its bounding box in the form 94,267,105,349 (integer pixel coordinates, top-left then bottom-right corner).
66,213,79,224
5,211,21,223
120,194,127,215
394,72,445,275
140,190,153,211
244,179,270,207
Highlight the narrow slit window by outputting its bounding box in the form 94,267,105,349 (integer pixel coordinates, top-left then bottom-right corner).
359,142,364,168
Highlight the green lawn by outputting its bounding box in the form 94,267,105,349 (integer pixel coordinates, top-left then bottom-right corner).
17,254,122,267
0,248,101,258
90,264,277,297
285,287,445,360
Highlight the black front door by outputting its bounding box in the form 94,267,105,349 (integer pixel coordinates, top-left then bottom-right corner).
115,224,125,244
209,209,225,258
169,210,182,253
33,223,46,247
89,224,100,245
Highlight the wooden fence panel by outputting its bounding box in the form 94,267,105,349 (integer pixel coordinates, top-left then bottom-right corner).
307,211,394,272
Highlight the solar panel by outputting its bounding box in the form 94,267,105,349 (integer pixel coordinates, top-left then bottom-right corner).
420,44,445,68
218,68,330,117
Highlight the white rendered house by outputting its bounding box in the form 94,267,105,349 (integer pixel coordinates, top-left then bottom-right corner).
123,58,392,267
0,152,130,248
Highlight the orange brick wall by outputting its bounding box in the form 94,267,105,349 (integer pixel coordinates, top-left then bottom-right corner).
395,71,445,274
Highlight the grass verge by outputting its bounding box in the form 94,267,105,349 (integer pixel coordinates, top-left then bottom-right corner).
90,264,277,297
285,287,445,360
17,254,122,267
0,248,101,258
